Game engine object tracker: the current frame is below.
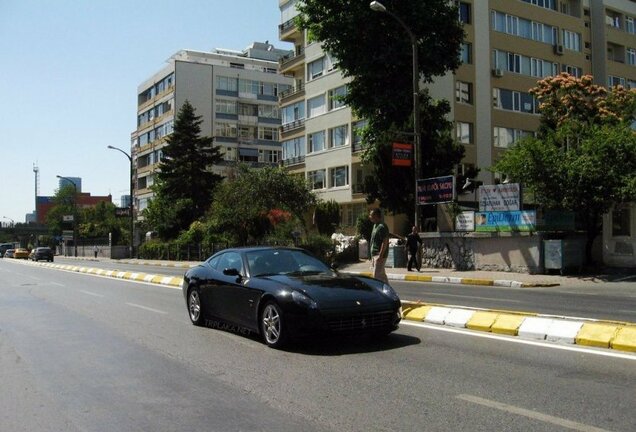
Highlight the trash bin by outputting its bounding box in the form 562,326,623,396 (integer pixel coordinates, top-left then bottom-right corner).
386,245,406,268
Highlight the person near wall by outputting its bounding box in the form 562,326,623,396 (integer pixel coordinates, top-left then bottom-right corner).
406,225,422,272
369,208,389,283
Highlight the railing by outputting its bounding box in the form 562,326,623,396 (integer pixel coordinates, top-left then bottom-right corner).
282,155,305,166
281,118,305,133
279,18,298,37
279,83,305,101
279,48,305,68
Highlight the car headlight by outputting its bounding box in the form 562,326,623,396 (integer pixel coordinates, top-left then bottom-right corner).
291,290,318,309
379,283,400,301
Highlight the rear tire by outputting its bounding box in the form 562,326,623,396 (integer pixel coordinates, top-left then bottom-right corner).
260,301,287,349
187,287,204,327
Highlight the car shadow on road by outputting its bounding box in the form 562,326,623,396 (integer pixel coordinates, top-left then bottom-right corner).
283,332,421,356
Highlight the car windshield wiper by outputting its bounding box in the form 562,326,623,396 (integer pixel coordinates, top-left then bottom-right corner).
284,270,326,276
252,272,282,277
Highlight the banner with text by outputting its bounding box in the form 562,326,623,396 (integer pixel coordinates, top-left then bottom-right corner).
478,183,521,212
392,142,412,167
417,175,455,205
475,210,536,232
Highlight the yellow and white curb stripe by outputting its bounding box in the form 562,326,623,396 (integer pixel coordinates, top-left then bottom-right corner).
345,271,559,288
402,301,636,353
18,260,184,288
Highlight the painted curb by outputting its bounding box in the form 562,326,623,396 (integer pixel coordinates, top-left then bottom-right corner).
401,300,636,354
343,270,559,288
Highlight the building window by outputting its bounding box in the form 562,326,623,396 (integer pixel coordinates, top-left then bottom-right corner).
628,80,636,90
627,17,635,34
352,120,367,148
562,29,581,52
216,122,237,138
493,127,533,148
456,122,473,144
216,99,237,115
282,102,305,124
239,79,259,95
612,205,631,237
258,105,280,119
460,43,472,64
238,103,258,117
521,0,556,10
217,76,238,92
282,137,306,160
562,64,582,78
328,85,348,110
493,88,538,114
456,81,473,104
329,125,349,148
258,126,279,141
309,130,326,153
307,94,326,118
308,170,326,190
223,147,237,161
608,75,626,88
330,166,349,188
492,11,556,45
627,48,636,66
458,2,471,24
307,57,324,80
259,150,280,163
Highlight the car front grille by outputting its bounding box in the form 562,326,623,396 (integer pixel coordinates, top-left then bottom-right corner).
326,310,395,332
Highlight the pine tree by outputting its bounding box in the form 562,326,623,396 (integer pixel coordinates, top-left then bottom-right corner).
156,100,223,223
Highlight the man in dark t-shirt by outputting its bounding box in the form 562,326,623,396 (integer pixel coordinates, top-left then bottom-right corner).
406,226,422,271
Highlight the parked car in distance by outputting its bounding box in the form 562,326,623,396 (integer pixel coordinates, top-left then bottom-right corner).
0,243,14,258
13,248,30,259
4,249,15,258
182,246,402,349
30,247,54,262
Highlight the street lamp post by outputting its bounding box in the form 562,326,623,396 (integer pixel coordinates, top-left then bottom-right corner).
56,175,78,257
370,1,421,228
107,145,134,258
2,216,15,228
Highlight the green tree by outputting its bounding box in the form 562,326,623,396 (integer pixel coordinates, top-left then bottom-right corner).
79,201,127,244
45,185,78,236
142,196,194,241
209,165,317,245
314,200,340,235
297,0,465,218
154,100,223,233
494,74,636,265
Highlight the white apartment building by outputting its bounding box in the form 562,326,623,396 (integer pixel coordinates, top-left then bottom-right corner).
279,0,636,266
132,42,293,219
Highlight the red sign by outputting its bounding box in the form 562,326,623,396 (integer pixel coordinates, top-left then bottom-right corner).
392,142,412,167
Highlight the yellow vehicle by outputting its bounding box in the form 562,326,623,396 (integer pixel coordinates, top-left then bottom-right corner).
13,248,30,259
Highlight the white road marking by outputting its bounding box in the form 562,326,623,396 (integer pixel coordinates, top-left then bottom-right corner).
416,292,523,303
79,290,105,298
126,303,167,315
401,321,636,361
456,394,612,432
614,274,636,282
48,282,65,287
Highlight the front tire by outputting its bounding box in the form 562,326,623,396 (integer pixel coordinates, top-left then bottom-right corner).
187,287,204,326
260,301,287,349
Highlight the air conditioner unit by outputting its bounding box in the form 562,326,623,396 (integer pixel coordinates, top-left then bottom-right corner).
492,68,504,77
554,44,564,55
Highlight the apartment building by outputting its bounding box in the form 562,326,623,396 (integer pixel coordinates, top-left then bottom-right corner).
132,42,293,219
278,0,636,241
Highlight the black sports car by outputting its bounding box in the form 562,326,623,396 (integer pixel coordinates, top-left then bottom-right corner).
182,247,402,348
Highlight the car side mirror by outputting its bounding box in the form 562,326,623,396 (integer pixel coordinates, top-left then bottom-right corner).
330,262,340,271
223,268,241,277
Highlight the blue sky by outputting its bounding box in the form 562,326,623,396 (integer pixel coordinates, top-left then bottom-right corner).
0,0,287,224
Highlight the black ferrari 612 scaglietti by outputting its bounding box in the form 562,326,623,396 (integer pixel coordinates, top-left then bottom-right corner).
182,247,402,348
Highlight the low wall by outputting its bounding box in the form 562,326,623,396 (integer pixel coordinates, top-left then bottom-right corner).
420,232,545,274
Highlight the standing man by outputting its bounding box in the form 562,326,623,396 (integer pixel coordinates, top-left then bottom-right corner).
369,208,389,283
406,225,422,271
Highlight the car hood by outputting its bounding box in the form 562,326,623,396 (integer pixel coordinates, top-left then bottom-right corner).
262,273,392,309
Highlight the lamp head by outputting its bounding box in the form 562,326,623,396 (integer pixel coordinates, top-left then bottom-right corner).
370,1,386,13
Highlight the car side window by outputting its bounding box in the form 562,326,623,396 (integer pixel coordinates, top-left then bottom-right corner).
207,255,221,270
217,252,243,274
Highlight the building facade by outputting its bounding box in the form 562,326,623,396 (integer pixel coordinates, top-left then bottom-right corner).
278,0,636,265
132,42,293,219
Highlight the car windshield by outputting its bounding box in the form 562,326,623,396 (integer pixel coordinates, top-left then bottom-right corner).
246,249,332,277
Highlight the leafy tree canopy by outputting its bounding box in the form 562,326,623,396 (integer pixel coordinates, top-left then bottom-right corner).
209,165,317,245
494,74,636,264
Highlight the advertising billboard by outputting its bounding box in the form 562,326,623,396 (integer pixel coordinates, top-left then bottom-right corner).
417,175,455,205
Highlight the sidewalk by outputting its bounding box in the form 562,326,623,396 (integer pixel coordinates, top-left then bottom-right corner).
339,260,636,288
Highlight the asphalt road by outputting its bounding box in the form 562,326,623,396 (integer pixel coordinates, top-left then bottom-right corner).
52,257,636,322
1,259,635,431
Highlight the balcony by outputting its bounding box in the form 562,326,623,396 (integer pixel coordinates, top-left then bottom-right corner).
351,183,365,194
279,18,299,41
279,48,305,72
282,156,305,166
281,118,305,133
279,83,305,103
